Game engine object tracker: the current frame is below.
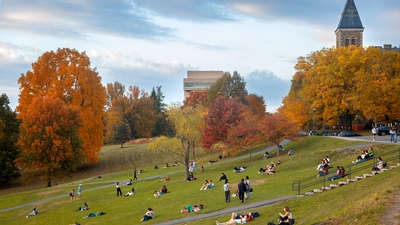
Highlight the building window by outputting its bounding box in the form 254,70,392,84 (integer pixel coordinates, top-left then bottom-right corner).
345,37,350,46
351,37,356,45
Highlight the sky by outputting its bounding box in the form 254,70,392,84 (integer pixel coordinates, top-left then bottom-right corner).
0,0,399,113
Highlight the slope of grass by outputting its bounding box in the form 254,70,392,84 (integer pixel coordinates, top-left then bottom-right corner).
0,137,399,225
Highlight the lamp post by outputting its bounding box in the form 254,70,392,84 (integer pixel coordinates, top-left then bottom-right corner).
313,106,316,135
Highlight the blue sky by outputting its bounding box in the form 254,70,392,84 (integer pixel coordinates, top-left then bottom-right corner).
0,0,399,112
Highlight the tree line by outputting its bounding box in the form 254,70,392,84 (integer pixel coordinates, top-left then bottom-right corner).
1,46,399,186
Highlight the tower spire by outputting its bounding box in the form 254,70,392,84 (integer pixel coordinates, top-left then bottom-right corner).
335,0,364,48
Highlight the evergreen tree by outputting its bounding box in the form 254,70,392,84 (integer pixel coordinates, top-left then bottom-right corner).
0,94,21,184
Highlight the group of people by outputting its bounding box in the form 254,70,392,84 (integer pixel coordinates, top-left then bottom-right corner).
69,184,83,202
180,204,205,213
200,180,215,190
390,125,398,143
154,185,169,198
316,156,330,171
259,162,276,175
352,147,375,164
233,166,246,174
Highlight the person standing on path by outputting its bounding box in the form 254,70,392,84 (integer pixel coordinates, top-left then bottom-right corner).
76,184,82,200
69,189,75,202
371,126,377,141
245,176,250,200
237,178,246,203
133,168,138,180
223,180,230,203
116,182,122,196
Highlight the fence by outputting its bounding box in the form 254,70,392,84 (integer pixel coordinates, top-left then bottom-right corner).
292,148,400,196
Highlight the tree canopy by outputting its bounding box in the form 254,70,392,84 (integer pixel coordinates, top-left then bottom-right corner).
0,94,21,184
17,48,106,163
17,96,83,187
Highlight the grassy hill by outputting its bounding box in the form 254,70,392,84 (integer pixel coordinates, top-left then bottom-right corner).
0,136,399,225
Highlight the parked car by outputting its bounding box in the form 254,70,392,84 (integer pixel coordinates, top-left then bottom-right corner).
339,131,362,137
335,131,345,136
321,131,333,136
377,126,396,136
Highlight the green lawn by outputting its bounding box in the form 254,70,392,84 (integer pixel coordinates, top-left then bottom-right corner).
0,137,399,225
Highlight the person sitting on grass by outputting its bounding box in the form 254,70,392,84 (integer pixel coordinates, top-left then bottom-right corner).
287,149,294,156
258,165,268,174
278,206,293,225
26,207,38,218
163,163,169,168
83,210,106,219
326,166,345,181
372,157,386,172
125,179,133,186
154,190,160,198
186,172,196,182
317,167,329,177
219,173,228,182
124,188,135,197
140,207,154,221
316,157,329,170
160,185,168,195
265,162,276,175
77,203,89,211
216,211,254,225
200,180,214,190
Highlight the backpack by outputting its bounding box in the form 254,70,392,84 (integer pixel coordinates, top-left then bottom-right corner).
252,211,260,217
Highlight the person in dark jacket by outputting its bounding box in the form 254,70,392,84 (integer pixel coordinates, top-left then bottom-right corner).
237,179,246,203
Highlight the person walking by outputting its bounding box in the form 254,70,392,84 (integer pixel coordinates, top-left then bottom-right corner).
133,168,138,180
237,178,246,203
245,176,251,200
116,182,122,196
223,180,230,203
371,126,377,141
69,189,75,202
76,184,82,200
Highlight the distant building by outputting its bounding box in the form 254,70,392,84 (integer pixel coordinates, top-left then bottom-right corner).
183,71,223,99
335,0,364,48
374,44,400,53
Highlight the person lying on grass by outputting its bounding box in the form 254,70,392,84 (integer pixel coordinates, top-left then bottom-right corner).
83,210,106,218
180,204,205,213
216,212,253,225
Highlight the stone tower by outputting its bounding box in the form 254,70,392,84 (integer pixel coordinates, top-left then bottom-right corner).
335,0,364,48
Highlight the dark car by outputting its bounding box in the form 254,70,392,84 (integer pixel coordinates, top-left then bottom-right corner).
377,126,392,136
339,131,362,137
321,131,333,136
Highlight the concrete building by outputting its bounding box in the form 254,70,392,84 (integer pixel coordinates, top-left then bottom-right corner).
335,0,364,48
183,71,223,99
374,44,400,53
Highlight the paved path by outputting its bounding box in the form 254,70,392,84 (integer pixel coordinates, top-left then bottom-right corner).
0,140,290,213
154,196,295,225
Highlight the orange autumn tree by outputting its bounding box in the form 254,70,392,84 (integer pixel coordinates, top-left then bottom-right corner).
183,91,208,108
17,97,83,187
17,48,106,163
261,112,300,157
227,108,265,160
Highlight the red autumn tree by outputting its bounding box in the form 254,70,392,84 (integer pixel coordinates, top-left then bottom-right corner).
17,96,83,187
201,96,244,152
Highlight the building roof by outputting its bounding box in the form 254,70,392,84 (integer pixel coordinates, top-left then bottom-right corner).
336,0,363,30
